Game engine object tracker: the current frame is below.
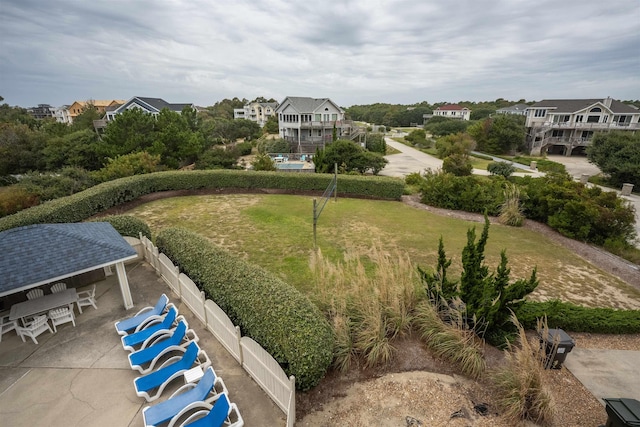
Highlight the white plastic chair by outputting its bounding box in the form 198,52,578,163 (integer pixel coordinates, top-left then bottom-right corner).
48,305,76,332
17,315,53,344
51,282,67,293
26,288,44,300
76,284,97,314
0,312,18,342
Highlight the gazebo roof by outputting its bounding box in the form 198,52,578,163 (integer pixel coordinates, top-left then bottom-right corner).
0,222,137,297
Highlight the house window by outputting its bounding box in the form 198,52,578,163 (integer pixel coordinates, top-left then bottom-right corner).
587,115,599,123
576,115,583,122
315,114,321,121
581,131,594,139
603,115,608,123
590,107,602,113
534,109,546,117
331,114,337,121
552,130,564,137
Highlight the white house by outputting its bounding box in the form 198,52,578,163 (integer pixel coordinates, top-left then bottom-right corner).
433,104,471,120
275,97,354,152
233,101,278,127
526,97,640,155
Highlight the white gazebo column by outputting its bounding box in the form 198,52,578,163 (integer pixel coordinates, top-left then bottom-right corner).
115,262,134,309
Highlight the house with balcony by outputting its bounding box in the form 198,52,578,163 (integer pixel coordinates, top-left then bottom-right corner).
433,104,471,120
233,101,278,127
275,97,355,153
92,96,194,132
525,98,640,156
26,104,54,120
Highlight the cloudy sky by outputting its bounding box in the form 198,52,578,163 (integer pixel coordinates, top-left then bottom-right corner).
1,0,639,108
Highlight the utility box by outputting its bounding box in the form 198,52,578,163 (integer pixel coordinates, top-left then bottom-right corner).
539,328,575,369
603,398,640,427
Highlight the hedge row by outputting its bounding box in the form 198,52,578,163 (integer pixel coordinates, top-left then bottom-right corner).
0,170,405,231
92,215,152,239
516,300,640,334
155,227,334,391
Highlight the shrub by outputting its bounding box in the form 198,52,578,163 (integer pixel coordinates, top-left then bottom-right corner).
419,170,504,215
515,300,640,334
195,147,240,169
442,154,473,176
404,172,425,187
93,215,152,239
251,154,277,171
235,141,253,156
487,161,515,178
93,152,160,182
0,186,39,217
0,170,404,232
156,227,333,390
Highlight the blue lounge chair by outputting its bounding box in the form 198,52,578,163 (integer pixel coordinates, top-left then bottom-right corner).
176,393,244,427
134,341,211,402
115,294,172,336
129,320,200,374
142,367,227,427
122,306,179,352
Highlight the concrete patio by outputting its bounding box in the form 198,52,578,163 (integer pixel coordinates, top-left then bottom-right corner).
0,260,285,427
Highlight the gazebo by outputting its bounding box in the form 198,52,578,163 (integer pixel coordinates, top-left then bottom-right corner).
0,222,138,309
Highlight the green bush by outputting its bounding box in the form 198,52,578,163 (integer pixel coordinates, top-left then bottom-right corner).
235,141,253,156
487,161,515,178
419,171,504,215
156,227,333,390
442,154,473,176
515,300,640,334
0,186,39,217
93,215,152,239
0,170,405,231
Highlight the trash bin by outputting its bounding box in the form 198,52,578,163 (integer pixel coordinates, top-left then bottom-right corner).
602,398,640,427
539,328,575,369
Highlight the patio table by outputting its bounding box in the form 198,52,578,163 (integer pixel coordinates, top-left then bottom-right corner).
9,288,78,325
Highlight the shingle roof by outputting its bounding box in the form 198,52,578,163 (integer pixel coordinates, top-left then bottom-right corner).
497,103,530,112
436,104,468,111
0,222,137,296
530,99,638,114
277,97,343,113
132,97,192,113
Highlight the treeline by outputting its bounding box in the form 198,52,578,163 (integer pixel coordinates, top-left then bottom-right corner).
345,98,530,126
0,96,277,216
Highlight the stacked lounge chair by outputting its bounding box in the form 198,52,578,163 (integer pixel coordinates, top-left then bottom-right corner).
114,294,244,426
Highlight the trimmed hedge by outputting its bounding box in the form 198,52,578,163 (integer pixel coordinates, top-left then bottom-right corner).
93,215,152,239
0,170,404,232
516,300,640,334
155,227,334,391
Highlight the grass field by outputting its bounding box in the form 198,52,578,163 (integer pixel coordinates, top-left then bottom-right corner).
128,194,640,310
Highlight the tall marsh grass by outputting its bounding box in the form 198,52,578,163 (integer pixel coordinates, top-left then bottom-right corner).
310,242,422,370
491,313,556,425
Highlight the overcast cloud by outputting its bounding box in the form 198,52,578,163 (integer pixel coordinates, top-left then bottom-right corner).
1,0,639,108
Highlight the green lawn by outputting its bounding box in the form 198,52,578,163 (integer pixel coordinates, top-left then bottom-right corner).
128,194,640,310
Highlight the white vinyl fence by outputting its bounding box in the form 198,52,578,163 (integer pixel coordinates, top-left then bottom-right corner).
139,234,295,427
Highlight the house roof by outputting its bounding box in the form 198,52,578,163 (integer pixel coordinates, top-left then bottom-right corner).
276,97,344,114
435,104,468,111
0,222,137,297
497,103,530,112
71,100,126,108
116,97,193,114
530,99,638,114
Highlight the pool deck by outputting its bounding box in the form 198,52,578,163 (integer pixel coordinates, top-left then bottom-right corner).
0,261,285,427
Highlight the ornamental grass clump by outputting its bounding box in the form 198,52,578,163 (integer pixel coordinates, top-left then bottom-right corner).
499,183,525,227
412,300,486,379
491,313,556,425
310,242,422,370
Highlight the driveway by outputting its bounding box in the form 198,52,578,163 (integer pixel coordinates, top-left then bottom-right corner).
379,137,443,177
